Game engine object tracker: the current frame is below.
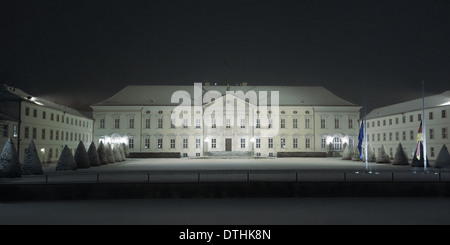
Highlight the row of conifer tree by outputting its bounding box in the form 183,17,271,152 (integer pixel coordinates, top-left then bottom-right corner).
0,138,128,178
341,142,450,168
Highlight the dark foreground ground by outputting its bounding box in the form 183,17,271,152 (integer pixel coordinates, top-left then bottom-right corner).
1,197,449,225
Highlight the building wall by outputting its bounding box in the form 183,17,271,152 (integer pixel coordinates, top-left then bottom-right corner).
92,102,361,158
366,106,450,161
17,101,93,163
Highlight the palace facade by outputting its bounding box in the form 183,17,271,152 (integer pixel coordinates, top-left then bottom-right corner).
91,83,361,158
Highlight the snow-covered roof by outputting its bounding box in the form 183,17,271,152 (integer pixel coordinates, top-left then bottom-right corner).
367,90,450,119
92,85,358,107
1,84,91,119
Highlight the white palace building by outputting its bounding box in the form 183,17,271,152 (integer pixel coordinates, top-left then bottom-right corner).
91,83,361,158
0,84,93,163
366,90,450,161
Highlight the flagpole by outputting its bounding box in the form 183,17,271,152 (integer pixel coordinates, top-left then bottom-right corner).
422,80,427,172
364,105,368,171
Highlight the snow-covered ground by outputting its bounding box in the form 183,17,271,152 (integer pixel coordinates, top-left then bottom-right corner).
42,157,427,172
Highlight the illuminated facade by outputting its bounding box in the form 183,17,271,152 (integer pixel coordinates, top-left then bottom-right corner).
0,85,93,163
91,83,361,158
366,90,450,161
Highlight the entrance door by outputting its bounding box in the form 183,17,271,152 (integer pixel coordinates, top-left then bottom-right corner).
225,138,232,151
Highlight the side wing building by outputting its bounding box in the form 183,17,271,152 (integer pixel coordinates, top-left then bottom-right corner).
366,90,450,161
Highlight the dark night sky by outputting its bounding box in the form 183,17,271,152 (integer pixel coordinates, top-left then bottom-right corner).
1,0,449,112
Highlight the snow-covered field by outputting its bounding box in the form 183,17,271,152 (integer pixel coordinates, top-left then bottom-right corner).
42,157,426,172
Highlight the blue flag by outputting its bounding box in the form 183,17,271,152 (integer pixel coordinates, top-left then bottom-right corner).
358,119,364,159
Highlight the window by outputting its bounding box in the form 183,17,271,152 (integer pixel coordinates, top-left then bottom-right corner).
418,113,422,121
442,110,447,118
293,138,298,148
429,128,434,140
240,139,245,148
32,127,37,139
129,118,134,129
383,133,386,141
395,132,399,141
256,118,261,128
268,138,273,148
226,118,231,128
3,125,8,137
212,118,216,128
42,111,46,119
293,119,298,129
332,137,342,151
389,119,392,125
348,118,353,129
25,107,30,116
183,138,188,149
281,119,285,129
51,113,54,121
211,139,216,148
443,128,448,139
280,138,286,148
402,131,406,141
410,115,413,122
377,120,380,126
145,138,150,149
334,118,340,129
349,138,354,149
395,118,399,124
305,138,311,149
429,112,433,120
158,138,163,148
41,129,45,140
170,139,175,149
145,118,150,128
129,138,134,149
256,138,261,148
321,138,326,148
402,116,406,123
410,130,414,140
305,118,310,129
389,132,392,141
240,118,245,128
158,118,163,128
196,119,201,128
33,109,37,118
70,132,73,141
377,133,380,141
56,131,59,140
183,119,188,128
50,130,53,140
114,118,120,129
100,118,105,129
383,120,386,126
196,138,201,148
430,147,435,157
321,119,326,129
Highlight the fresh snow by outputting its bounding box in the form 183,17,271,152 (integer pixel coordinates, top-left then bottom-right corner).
21,140,43,175
0,138,21,177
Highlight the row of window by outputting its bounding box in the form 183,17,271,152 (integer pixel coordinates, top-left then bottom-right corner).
126,137,347,150
23,126,91,143
99,117,355,130
368,110,447,128
24,106,91,128
367,127,448,142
